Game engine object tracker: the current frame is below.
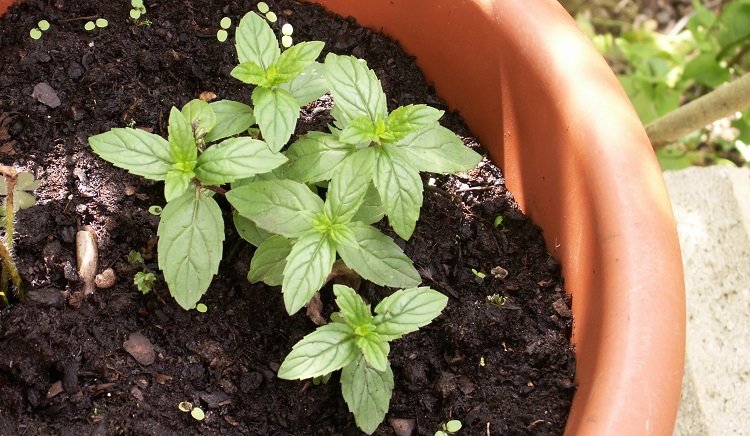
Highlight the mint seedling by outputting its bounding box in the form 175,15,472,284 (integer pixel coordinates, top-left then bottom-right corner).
134,271,156,294
89,99,286,309
285,53,482,240
278,284,448,434
227,151,421,314
230,11,328,151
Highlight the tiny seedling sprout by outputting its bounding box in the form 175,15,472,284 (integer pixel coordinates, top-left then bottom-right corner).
191,407,205,420
84,21,96,31
265,11,277,23
435,419,463,436
29,28,42,40
217,30,228,42
220,17,232,29
196,303,208,313
30,20,51,40
257,2,270,14
177,401,192,412
134,271,156,294
281,23,293,35
281,35,293,48
96,18,109,28
38,20,50,31
129,9,141,20
148,205,162,216
471,268,486,279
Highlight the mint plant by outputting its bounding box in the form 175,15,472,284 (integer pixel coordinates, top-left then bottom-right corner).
284,53,482,240
226,148,421,314
231,11,328,151
278,284,448,434
89,98,286,309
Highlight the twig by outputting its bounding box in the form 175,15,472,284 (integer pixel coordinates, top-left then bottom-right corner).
646,72,750,148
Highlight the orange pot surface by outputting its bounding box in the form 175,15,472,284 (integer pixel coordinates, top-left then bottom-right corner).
0,0,685,434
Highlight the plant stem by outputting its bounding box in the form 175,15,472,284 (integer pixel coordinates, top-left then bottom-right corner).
0,165,23,298
646,72,750,149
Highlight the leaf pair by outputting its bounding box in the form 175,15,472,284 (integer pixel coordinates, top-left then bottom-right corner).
226,149,421,315
285,54,483,240
278,284,448,434
231,12,328,151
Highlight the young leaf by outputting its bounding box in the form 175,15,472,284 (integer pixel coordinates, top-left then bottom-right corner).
278,62,329,106
284,132,354,183
0,172,40,211
373,145,423,240
336,222,421,289
157,190,225,310
231,61,269,87
338,116,379,145
233,211,272,247
164,169,193,202
181,99,217,136
324,147,377,223
88,128,174,180
194,137,287,186
226,179,322,238
168,107,198,165
282,231,336,314
351,185,385,224
373,287,449,341
235,11,279,70
248,235,293,286
333,284,372,327
356,333,389,373
324,53,388,127
203,100,256,143
340,357,394,435
274,41,325,85
384,104,443,142
396,125,482,173
252,87,300,152
278,321,358,380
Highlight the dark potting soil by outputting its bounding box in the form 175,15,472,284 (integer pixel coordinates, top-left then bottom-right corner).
0,0,575,434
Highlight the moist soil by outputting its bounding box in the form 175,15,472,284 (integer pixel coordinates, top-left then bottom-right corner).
0,0,575,434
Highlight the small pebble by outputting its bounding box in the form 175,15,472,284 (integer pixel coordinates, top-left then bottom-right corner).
388,418,415,436
31,82,61,108
95,268,116,288
123,332,156,366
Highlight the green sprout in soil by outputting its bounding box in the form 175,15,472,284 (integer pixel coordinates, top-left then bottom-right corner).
435,419,462,436
471,268,486,279
148,205,162,216
257,2,270,14
30,20,50,40
281,23,293,48
95,18,109,28
84,21,96,31
126,250,145,266
178,401,205,420
217,17,231,42
0,167,39,305
129,0,148,22
134,271,156,294
196,303,207,313
487,293,508,306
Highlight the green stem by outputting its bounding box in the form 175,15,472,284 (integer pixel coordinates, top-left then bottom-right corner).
0,165,23,299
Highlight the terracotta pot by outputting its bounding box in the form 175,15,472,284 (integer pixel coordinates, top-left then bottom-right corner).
305,0,685,434
0,0,685,434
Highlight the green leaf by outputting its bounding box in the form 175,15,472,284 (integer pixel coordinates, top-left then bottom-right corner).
274,41,325,85
333,284,372,327
373,286,448,341
195,137,287,186
351,184,384,224
235,11,279,70
278,322,358,380
284,132,354,182
373,145,423,240
226,179,322,238
157,191,225,310
89,128,174,181
204,100,256,143
233,211,272,246
384,105,443,142
252,87,300,152
325,148,377,223
168,107,198,166
324,53,387,127
231,61,269,87
337,222,420,288
340,357,394,435
248,235,293,286
356,333,389,372
181,99,217,137
396,125,481,173
164,169,194,202
15,172,41,191
282,231,336,314
278,62,329,106
338,116,379,145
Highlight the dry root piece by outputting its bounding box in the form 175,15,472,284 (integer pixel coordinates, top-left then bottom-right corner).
76,226,98,295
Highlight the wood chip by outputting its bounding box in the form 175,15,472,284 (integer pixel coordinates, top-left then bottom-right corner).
46,381,63,399
305,292,326,326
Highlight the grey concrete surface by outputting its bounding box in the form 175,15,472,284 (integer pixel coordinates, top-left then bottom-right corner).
664,167,750,436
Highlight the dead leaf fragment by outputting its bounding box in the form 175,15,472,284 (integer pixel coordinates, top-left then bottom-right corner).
199,91,217,102
46,381,64,399
95,268,116,288
306,292,326,326
123,332,156,366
